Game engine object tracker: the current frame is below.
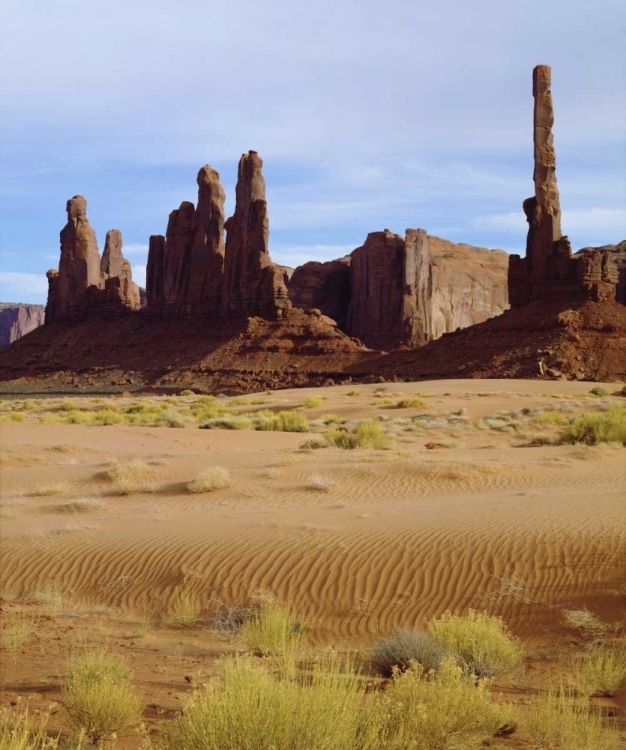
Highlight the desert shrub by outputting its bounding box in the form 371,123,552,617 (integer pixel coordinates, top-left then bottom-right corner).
2,613,37,662
532,410,567,425
561,609,612,641
299,438,328,450
255,411,310,433
307,474,336,492
194,405,228,422
573,644,626,696
92,409,125,426
526,689,618,750
228,396,251,407
158,411,186,428
62,651,142,744
0,412,25,423
169,584,203,628
168,655,364,750
199,417,253,430
427,610,524,679
0,709,61,750
556,407,626,446
241,604,306,658
326,419,389,450
363,659,514,750
303,396,323,409
31,481,70,497
320,413,346,424
63,410,94,425
395,397,425,409
187,466,232,493
589,386,608,397
179,389,195,396
106,461,156,495
371,629,450,677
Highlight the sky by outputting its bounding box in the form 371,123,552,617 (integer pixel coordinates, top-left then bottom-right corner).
1,0,625,304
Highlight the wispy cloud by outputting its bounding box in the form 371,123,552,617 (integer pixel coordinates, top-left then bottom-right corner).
0,272,48,302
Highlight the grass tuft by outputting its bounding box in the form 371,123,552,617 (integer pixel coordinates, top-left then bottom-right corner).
187,466,232,493
326,419,389,450
241,604,306,658
371,629,449,677
573,644,626,696
556,407,626,446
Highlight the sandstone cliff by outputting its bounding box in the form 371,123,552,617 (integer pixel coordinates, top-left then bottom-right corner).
0,304,45,347
288,257,352,329
575,241,626,305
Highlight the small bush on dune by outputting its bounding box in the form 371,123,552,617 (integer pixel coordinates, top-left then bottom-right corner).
371,629,450,677
589,386,608,397
303,396,323,409
199,417,253,430
320,413,346,425
573,644,626,696
241,604,306,658
187,466,232,493
526,688,618,750
427,610,524,679
561,609,612,641
395,397,425,409
106,460,156,495
557,407,626,446
363,659,514,750
326,419,389,450
254,411,310,433
62,651,142,744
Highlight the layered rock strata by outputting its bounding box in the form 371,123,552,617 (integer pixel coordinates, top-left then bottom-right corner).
288,257,352,329
0,304,45,347
508,66,618,306
221,151,291,318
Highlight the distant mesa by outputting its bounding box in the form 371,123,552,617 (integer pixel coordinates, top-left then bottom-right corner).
0,304,45,348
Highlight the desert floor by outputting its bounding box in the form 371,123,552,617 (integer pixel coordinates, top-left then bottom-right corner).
0,379,624,747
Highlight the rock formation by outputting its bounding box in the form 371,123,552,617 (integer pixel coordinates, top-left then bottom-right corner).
221,151,291,318
45,196,102,323
292,231,508,350
508,66,618,306
288,257,352,329
0,304,45,347
575,241,626,305
45,197,141,323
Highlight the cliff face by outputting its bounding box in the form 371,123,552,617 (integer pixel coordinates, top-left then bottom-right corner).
575,241,626,305
289,233,508,350
0,304,45,347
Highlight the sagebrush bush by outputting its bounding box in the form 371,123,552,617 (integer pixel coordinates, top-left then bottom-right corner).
371,629,449,677
362,659,514,750
253,410,310,432
168,656,365,750
556,407,626,446
187,466,232,493
526,688,618,750
427,610,524,679
62,651,142,744
241,604,306,658
326,419,389,450
106,461,156,495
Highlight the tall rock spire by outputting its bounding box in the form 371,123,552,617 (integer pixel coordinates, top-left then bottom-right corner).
221,151,290,318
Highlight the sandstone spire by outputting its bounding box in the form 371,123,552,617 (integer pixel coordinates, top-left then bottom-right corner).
45,195,102,323
221,151,290,317
100,229,141,311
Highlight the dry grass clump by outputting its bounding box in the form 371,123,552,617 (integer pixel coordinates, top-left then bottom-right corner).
62,650,142,744
2,612,37,662
557,406,626,446
427,610,524,679
254,411,311,433
371,629,449,677
363,659,514,750
200,416,253,430
299,437,328,450
32,581,67,617
187,466,232,493
241,604,306,658
320,413,346,424
168,655,365,750
531,410,568,425
573,644,626,696
395,396,425,409
303,396,323,409
169,584,203,628
326,419,389,450
0,709,64,750
307,474,336,493
561,609,612,641
105,460,156,495
31,481,71,497
526,688,618,750
54,497,105,513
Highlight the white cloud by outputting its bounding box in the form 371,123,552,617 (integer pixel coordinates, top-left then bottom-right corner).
0,272,48,302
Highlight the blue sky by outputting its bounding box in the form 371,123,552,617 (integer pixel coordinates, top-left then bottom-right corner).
1,0,625,304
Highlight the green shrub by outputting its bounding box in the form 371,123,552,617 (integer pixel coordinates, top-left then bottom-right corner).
303,396,323,409
326,419,389,450
556,407,626,446
255,411,310,433
363,659,514,750
168,656,364,750
62,651,142,744
241,604,306,658
371,629,449,677
427,610,524,679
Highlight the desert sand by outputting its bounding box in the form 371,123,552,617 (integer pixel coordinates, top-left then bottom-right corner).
1,379,625,746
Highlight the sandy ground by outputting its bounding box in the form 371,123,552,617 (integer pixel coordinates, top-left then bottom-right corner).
1,379,625,746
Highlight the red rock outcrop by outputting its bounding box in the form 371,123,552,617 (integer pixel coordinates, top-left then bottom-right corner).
45,196,102,323
575,241,626,305
221,151,291,318
508,66,618,306
0,304,45,347
288,257,352,329
146,235,166,308
100,229,141,311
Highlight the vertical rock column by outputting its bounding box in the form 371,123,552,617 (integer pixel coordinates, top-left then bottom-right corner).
99,229,141,310
222,151,290,318
45,195,102,323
